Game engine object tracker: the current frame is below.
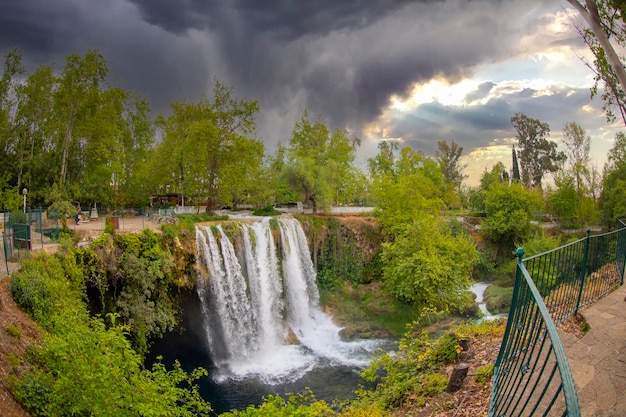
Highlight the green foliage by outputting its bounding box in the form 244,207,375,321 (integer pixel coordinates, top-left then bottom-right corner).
518,231,561,257
360,325,461,409
547,174,580,227
367,144,477,311
511,113,565,189
5,323,22,339
475,364,495,385
473,248,497,281
252,205,282,216
601,132,626,224
482,182,544,249
282,111,361,213
315,219,367,287
220,389,335,417
79,230,181,355
10,252,211,417
319,283,421,338
492,260,517,287
381,218,478,310
10,255,79,329
153,80,262,212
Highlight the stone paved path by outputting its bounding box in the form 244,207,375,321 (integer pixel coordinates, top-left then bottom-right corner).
560,285,626,417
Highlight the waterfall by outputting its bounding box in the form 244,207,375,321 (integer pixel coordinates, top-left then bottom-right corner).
195,217,380,384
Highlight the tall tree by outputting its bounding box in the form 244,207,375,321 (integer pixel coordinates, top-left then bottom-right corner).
53,50,108,186
435,139,466,189
562,121,591,202
370,144,476,310
368,140,399,180
154,80,262,212
13,65,55,198
511,113,565,189
511,145,521,182
600,131,626,223
483,182,544,250
0,50,24,195
284,111,360,213
567,0,626,123
436,139,466,209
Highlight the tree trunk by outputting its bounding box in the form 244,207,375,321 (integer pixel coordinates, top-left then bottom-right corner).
567,0,626,98
446,363,469,393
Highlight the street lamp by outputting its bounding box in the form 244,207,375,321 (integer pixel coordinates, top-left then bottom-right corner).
22,187,28,214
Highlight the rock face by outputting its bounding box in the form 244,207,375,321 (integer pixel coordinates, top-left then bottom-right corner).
298,215,383,285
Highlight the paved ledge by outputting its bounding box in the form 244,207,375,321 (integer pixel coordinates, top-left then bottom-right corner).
560,285,626,417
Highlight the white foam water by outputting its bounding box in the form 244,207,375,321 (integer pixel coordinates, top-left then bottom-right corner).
195,217,383,385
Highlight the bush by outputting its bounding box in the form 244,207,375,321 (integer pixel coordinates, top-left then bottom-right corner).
10,266,54,326
475,364,494,385
5,323,22,339
10,251,212,417
484,285,514,315
252,206,282,216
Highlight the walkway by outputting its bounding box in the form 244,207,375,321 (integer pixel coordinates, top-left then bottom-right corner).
559,285,626,417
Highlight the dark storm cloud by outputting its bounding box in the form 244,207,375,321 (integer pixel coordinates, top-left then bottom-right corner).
0,1,86,63
128,0,425,39
0,0,592,161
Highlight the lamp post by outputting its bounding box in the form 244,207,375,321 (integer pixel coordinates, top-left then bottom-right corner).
22,187,27,214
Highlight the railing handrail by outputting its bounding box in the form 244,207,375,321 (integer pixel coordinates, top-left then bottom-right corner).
490,222,626,416
518,259,580,415
490,248,581,417
522,227,622,263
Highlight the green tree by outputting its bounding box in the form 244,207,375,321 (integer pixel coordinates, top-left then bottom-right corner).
284,111,360,212
53,50,109,187
562,121,591,202
547,174,579,227
511,113,565,189
0,50,25,199
468,162,508,214
380,217,477,309
436,139,466,188
482,181,544,249
370,144,476,310
154,80,262,212
600,131,626,223
13,64,55,200
369,140,399,180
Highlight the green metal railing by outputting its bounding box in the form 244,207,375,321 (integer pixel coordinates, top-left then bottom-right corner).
490,221,626,417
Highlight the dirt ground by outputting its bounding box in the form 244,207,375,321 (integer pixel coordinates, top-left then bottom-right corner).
0,278,40,417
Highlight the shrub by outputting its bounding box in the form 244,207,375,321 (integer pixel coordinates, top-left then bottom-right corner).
10,251,212,417
10,267,54,326
475,364,494,385
5,323,22,339
252,206,282,216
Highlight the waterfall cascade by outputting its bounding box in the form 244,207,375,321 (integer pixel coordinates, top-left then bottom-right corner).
195,217,380,384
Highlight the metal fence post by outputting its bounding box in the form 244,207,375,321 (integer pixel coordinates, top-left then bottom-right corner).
574,228,591,315
2,230,8,277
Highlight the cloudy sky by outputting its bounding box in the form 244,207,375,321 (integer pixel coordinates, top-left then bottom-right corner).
1,0,622,186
